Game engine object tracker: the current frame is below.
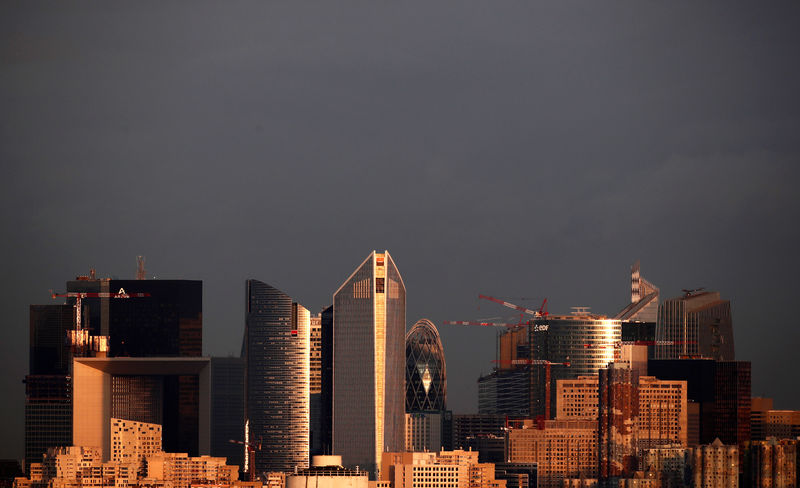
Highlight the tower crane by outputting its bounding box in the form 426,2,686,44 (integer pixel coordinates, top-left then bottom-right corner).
229,438,262,481
51,288,150,356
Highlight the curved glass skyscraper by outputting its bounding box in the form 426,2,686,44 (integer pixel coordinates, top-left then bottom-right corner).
406,319,446,412
332,251,405,478
244,280,310,474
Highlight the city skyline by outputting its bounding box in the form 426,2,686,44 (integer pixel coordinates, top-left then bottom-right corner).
2,1,800,462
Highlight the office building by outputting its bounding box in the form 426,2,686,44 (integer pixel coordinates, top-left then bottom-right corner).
243,280,310,473
406,319,446,413
72,357,210,461
599,365,639,482
24,305,74,467
507,419,598,488
492,312,621,418
451,414,506,452
641,446,689,488
616,261,660,323
405,412,444,453
556,373,687,448
26,274,204,468
751,397,773,441
648,359,750,447
209,357,244,471
382,450,506,488
494,463,537,488
745,438,797,488
286,456,368,488
688,439,738,488
333,251,406,476
765,410,800,439
655,290,734,361
317,305,334,456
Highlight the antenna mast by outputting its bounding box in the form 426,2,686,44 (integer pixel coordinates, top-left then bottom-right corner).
137,256,146,280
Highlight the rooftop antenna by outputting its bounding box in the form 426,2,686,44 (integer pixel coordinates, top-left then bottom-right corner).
137,256,146,280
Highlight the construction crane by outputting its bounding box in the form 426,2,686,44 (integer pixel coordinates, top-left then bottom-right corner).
478,294,548,318
51,288,151,355
583,340,696,349
682,287,705,297
445,295,548,329
491,358,569,419
229,438,262,481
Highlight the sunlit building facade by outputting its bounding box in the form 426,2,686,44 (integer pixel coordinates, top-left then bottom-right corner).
333,251,406,477
244,280,310,473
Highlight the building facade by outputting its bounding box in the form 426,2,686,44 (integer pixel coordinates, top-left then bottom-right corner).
598,365,639,483
209,357,244,471
405,319,446,413
333,251,406,476
655,291,734,361
506,419,598,488
244,280,310,473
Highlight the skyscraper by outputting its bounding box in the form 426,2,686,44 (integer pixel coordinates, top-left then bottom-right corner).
244,280,310,474
26,275,204,466
655,290,735,360
209,356,244,471
333,251,406,477
405,319,446,413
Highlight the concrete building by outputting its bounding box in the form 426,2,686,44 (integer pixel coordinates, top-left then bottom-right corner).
641,446,688,488
72,357,210,462
405,412,443,453
745,438,797,488
556,374,688,448
688,439,738,488
381,450,505,488
333,252,406,477
286,456,368,488
765,410,800,439
110,418,162,464
243,280,310,474
507,419,598,488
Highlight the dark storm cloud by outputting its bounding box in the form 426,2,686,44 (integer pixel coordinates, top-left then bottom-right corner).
2,1,799,457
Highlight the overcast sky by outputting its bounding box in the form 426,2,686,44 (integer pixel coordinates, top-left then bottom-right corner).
2,1,799,459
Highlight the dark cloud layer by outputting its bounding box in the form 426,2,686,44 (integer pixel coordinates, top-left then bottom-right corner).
2,1,799,458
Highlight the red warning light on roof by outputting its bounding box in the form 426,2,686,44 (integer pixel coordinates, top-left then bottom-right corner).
291,330,298,336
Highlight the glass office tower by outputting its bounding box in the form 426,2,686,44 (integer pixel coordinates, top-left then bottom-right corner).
406,319,446,413
333,251,405,478
244,280,310,474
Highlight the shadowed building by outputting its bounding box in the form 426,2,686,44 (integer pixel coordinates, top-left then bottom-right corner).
209,356,244,471
333,251,405,477
244,280,310,474
655,290,734,361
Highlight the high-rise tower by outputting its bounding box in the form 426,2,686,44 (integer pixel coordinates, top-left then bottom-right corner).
244,280,310,474
332,251,406,477
655,290,735,360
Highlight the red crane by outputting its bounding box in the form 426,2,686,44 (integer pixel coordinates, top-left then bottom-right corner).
229,438,262,481
445,296,548,329
583,340,696,349
51,288,151,355
478,294,548,318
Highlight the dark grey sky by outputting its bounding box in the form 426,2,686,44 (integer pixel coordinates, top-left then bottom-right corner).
2,1,799,459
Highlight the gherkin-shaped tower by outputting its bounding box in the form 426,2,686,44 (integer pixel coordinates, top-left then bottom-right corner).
405,319,446,412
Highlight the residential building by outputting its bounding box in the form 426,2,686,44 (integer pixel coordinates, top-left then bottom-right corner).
506,419,598,488
243,279,310,473
641,446,688,488
110,418,162,464
688,439,738,488
745,438,797,488
599,365,639,482
333,252,406,477
286,455,368,488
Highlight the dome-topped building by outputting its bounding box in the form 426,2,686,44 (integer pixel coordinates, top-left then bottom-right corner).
405,319,446,412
